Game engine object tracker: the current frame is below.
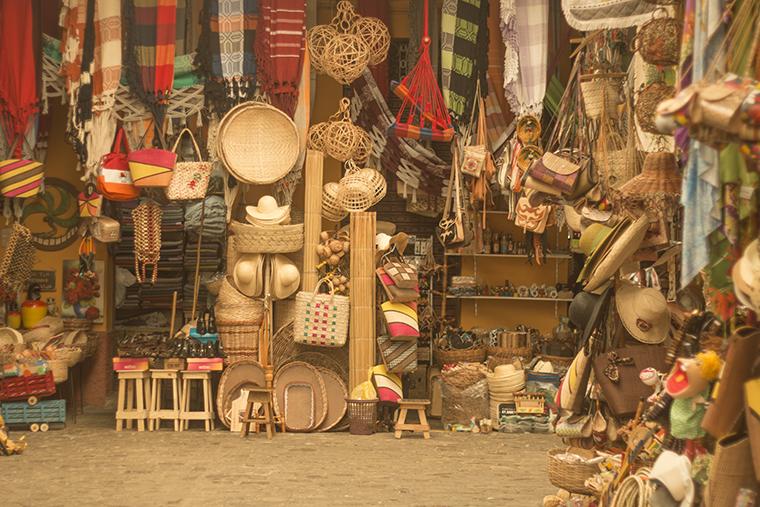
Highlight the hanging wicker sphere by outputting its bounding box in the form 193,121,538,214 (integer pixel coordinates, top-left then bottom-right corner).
351,17,390,66
337,162,374,212
636,81,675,134
352,128,374,165
322,33,370,85
307,121,330,151
358,168,387,205
322,182,348,222
307,25,338,73
323,120,363,161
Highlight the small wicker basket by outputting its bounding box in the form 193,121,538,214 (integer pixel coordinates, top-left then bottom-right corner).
358,168,387,205
581,78,621,120
55,346,84,367
337,163,374,212
345,398,378,435
547,448,598,495
435,346,487,365
230,221,304,254
322,182,348,222
48,359,69,384
218,320,260,364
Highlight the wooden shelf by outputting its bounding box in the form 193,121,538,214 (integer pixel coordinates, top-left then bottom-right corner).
445,252,572,259
446,295,573,302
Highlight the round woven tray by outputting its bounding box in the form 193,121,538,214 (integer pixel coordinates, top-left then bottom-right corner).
435,347,487,365
230,221,304,254
547,448,598,495
217,101,299,185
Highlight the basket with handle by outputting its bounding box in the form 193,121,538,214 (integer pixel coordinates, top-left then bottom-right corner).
165,128,212,200
217,320,260,364
337,160,374,212
293,279,350,347
547,447,598,495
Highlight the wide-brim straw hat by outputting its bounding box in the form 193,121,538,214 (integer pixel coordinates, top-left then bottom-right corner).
270,254,301,300
563,205,582,233
232,253,265,297
569,286,612,345
217,101,299,185
618,151,682,198
585,214,649,293
245,195,290,226
733,239,760,311
577,219,628,284
615,280,670,344
0,327,23,346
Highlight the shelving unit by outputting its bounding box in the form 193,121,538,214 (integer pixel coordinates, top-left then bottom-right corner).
445,296,574,302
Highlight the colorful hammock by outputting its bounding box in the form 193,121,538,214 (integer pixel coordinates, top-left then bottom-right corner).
388,0,453,143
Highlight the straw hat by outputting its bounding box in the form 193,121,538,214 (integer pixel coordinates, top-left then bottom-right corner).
0,327,23,346
648,450,694,507
375,232,409,256
615,280,669,344
576,219,627,284
487,364,526,393
563,205,582,233
618,151,682,198
568,286,612,345
732,239,760,311
232,253,265,297
217,101,299,185
584,214,649,292
245,196,290,226
270,254,300,300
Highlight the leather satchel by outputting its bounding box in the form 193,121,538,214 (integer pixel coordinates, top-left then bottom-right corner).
592,345,666,417
515,196,552,234
528,152,581,196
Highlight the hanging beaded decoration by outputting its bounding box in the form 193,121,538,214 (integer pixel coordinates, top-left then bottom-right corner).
132,200,162,284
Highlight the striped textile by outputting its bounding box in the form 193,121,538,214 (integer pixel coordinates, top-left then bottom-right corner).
0,158,44,198
440,0,487,120
381,301,420,339
255,0,305,117
377,335,418,374
92,0,122,111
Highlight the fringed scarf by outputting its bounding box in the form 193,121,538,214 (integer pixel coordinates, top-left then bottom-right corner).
196,0,258,114
0,0,40,153
125,0,178,127
255,0,305,117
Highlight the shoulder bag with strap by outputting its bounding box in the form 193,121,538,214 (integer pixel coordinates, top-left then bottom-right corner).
97,128,140,201
436,141,473,248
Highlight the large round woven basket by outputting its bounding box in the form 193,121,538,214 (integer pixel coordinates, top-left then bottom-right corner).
547,448,598,495
435,347,487,365
217,101,299,184
230,221,304,254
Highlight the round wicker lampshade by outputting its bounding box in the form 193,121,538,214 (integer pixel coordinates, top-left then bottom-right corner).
351,17,390,66
322,33,370,85
307,25,338,73
358,168,387,205
337,161,374,212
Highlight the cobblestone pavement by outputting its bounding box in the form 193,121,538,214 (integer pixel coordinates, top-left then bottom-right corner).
4,411,556,506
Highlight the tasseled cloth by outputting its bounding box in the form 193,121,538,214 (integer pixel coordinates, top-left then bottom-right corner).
0,0,40,154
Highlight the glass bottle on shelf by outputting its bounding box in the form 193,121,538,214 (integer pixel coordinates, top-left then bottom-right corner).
492,232,500,255
483,230,491,254
506,233,514,254
500,233,508,254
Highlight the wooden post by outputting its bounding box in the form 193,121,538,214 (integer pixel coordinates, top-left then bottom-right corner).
303,150,324,291
349,212,376,391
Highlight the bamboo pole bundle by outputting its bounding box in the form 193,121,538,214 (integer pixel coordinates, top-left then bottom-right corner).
303,150,324,291
349,211,376,391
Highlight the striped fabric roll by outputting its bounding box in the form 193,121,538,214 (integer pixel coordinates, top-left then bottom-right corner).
381,301,420,339
0,158,44,198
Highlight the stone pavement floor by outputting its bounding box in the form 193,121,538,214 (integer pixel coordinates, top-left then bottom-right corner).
4,411,556,506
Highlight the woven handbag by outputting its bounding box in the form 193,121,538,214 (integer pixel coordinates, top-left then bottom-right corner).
377,334,417,374
0,223,34,294
293,279,349,347
78,182,103,218
128,125,176,188
165,128,212,200
131,201,162,283
97,128,140,201
0,137,44,199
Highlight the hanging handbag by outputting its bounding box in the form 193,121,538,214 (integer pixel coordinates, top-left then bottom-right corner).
92,216,121,243
436,142,473,248
370,364,403,404
461,86,488,178
132,201,162,283
97,128,140,201
381,248,418,290
376,267,419,303
380,301,420,342
293,279,349,347
78,182,103,218
128,123,176,188
377,334,418,374
0,137,44,199
165,128,212,200
515,196,551,234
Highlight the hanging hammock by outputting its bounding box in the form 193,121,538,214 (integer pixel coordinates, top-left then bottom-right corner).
387,0,453,143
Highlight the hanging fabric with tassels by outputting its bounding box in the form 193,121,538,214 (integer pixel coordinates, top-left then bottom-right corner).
388,0,453,142
124,0,178,127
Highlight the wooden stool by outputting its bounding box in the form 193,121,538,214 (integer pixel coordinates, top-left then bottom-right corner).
394,399,431,439
179,371,215,432
240,387,283,440
148,370,181,431
115,371,151,432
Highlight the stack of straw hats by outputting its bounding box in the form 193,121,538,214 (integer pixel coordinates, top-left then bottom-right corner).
487,363,526,420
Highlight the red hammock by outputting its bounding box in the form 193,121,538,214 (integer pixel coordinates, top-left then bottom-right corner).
388,0,453,143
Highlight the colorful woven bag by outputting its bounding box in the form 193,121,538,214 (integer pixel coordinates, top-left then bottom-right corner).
377,335,418,374
370,365,403,404
293,279,349,347
78,182,103,218
128,125,176,187
97,128,140,201
0,138,44,198
380,301,420,341
165,128,212,200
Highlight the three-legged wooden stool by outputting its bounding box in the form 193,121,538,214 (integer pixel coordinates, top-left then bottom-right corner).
394,399,431,439
179,371,215,431
240,387,283,440
116,371,151,432
148,369,181,431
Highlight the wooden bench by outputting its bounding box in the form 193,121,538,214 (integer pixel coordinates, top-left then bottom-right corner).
394,399,431,439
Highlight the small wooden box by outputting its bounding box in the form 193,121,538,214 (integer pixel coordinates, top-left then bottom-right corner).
112,357,149,371
163,358,186,371
514,393,545,414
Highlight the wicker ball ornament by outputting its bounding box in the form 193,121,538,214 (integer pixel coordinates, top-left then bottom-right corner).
324,121,364,162
322,33,370,85
351,17,390,66
322,182,348,222
352,129,374,165
358,168,387,205
307,25,338,73
307,121,329,151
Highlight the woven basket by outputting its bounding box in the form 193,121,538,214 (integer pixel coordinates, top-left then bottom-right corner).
55,346,84,367
435,347,487,365
322,182,348,222
581,79,621,120
358,168,387,205
547,448,598,495
48,359,69,384
62,318,93,333
487,346,532,359
230,221,304,254
218,320,260,363
636,10,681,67
215,281,265,324
337,166,374,212
346,398,378,435
217,101,299,185
636,81,674,134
